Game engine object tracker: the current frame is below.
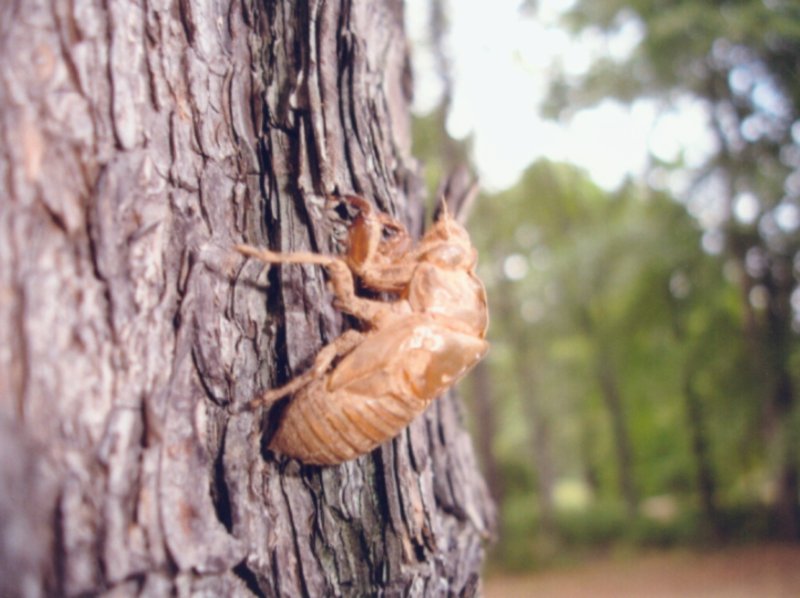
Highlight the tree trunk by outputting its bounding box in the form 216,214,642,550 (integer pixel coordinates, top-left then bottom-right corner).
595,350,638,517
467,360,504,507
578,310,637,516
763,262,799,541
513,355,556,536
0,1,494,596
682,370,721,539
669,296,721,540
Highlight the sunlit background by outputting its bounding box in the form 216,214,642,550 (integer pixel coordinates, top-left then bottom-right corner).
406,0,800,591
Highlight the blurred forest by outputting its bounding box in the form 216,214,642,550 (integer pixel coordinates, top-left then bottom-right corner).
412,0,800,570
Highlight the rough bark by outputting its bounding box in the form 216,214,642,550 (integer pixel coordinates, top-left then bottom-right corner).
0,1,494,596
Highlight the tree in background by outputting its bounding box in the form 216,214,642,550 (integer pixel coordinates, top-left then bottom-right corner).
464,158,751,562
406,0,800,571
544,0,800,539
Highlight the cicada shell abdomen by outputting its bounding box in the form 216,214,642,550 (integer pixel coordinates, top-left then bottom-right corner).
269,316,488,465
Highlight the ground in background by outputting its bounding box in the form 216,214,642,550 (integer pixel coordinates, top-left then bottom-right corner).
483,544,800,598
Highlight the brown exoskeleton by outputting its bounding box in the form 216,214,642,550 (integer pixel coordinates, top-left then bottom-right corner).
236,195,488,465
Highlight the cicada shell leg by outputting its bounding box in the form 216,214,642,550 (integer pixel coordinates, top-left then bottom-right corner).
235,244,391,326
237,329,365,413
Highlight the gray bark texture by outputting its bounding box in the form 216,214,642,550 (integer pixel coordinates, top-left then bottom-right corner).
0,1,495,596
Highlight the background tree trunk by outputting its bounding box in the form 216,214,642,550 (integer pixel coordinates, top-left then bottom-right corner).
0,1,494,596
514,357,556,537
468,360,504,509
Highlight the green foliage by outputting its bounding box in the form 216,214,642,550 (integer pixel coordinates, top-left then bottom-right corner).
491,499,788,571
412,0,800,567
495,493,545,571
555,501,630,548
466,157,786,566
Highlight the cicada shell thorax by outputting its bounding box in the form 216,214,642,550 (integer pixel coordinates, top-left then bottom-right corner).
408,214,489,338
407,264,488,338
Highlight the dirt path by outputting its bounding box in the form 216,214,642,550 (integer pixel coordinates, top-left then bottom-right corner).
483,544,800,597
